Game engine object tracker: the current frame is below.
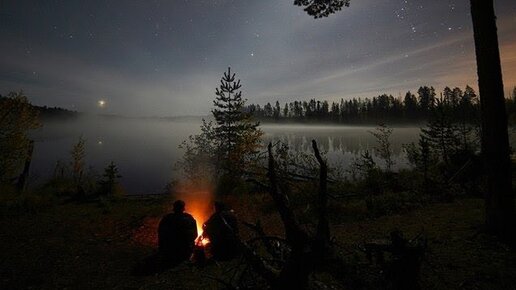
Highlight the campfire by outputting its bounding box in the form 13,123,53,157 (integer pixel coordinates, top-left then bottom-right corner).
196,234,210,247
175,189,214,262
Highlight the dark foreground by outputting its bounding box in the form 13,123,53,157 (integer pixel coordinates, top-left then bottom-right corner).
1,196,515,290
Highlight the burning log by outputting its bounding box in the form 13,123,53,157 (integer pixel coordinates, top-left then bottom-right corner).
191,235,211,265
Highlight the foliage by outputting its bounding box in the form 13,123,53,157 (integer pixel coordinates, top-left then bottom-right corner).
404,135,435,191
0,91,41,184
420,99,460,166
212,67,263,174
177,119,218,187
294,0,350,18
97,161,123,197
41,137,101,200
70,136,86,196
369,124,394,171
247,85,484,125
402,97,483,198
349,150,377,181
178,68,263,193
418,97,479,172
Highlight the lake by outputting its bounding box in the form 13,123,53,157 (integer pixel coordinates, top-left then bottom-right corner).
29,116,514,194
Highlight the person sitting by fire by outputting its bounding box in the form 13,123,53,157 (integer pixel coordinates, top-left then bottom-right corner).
202,201,240,260
158,200,198,264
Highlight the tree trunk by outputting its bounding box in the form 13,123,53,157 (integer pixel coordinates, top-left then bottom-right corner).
470,0,515,239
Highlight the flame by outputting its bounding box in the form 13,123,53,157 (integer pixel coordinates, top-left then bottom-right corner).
174,188,214,244
196,234,211,247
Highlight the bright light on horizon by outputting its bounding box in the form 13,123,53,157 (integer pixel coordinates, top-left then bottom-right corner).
98,100,106,108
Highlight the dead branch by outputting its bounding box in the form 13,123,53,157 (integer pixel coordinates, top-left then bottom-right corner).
242,220,283,259
312,140,330,246
237,239,280,285
267,142,310,248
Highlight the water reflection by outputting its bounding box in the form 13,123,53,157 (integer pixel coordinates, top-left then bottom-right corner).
261,124,420,169
29,118,512,194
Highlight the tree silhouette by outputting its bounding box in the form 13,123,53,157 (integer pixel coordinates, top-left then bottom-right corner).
248,85,482,124
98,161,122,196
70,136,86,197
212,67,263,174
294,0,350,18
294,0,514,240
469,0,514,238
0,91,40,185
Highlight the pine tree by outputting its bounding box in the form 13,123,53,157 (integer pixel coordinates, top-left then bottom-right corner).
420,99,459,165
403,91,418,120
212,67,262,173
98,161,122,196
417,86,436,115
369,123,394,171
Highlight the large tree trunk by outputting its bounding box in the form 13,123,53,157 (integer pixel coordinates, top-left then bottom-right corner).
470,0,514,239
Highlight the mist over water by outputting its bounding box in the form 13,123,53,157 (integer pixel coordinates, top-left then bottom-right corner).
29,116,515,195
30,115,197,194
261,124,421,170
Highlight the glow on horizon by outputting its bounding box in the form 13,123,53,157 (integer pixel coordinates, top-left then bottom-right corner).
98,100,106,108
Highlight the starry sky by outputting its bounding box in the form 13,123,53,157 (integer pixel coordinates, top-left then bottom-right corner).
1,0,515,116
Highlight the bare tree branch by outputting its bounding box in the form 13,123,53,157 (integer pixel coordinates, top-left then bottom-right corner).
267,142,310,248
312,140,330,246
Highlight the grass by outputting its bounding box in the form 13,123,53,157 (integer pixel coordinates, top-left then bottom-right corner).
1,192,516,289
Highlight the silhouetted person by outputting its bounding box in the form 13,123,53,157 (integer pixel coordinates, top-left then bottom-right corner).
202,202,239,260
158,200,198,264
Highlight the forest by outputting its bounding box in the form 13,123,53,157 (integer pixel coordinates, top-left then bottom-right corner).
248,85,516,124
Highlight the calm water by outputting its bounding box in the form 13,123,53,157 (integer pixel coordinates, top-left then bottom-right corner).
29,116,514,194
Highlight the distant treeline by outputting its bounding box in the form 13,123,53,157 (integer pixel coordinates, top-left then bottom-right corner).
35,105,78,120
247,86,516,124
0,93,78,121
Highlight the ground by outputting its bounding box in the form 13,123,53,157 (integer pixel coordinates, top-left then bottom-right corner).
1,195,516,289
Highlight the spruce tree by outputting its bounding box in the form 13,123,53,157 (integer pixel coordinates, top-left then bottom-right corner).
420,99,459,166
212,67,262,173
98,161,122,196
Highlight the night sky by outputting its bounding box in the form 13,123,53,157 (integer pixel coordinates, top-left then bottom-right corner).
1,0,515,116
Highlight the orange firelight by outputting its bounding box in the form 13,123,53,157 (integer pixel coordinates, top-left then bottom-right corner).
196,234,211,247
174,188,214,246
